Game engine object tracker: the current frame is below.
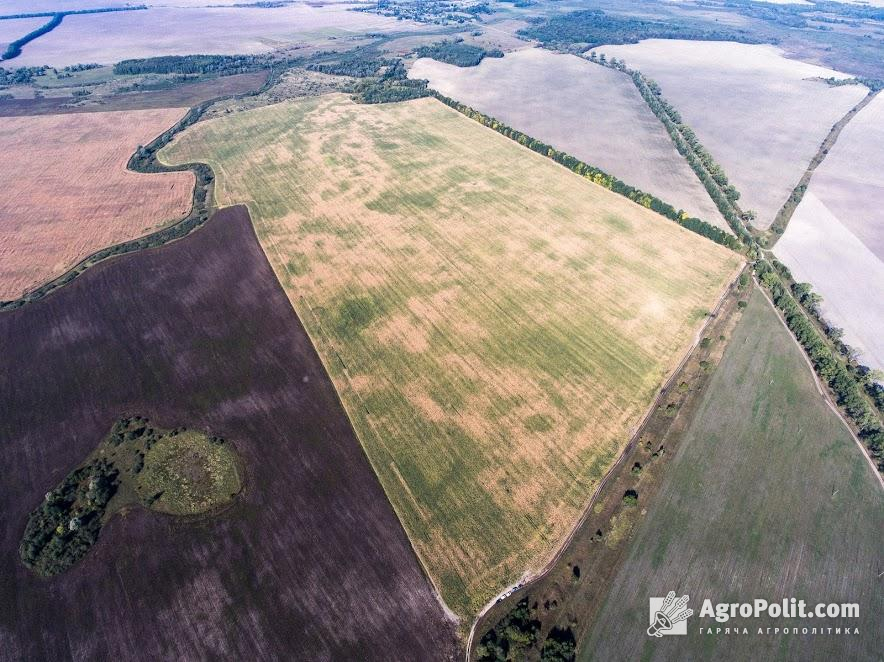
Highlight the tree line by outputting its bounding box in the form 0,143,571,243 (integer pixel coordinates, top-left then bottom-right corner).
586,52,884,472
591,53,754,246
431,92,741,250
756,260,883,468
114,54,266,76
1,6,147,61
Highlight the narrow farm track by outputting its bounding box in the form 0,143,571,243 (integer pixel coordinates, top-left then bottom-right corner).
754,278,884,489
465,266,745,660
767,88,881,243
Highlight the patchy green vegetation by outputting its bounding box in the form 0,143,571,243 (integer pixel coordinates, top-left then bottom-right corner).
138,430,241,516
415,39,502,67
433,92,740,250
471,280,747,661
20,416,241,577
160,93,741,616
583,290,883,660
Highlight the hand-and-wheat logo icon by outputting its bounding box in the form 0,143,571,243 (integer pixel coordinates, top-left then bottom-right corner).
648,591,693,637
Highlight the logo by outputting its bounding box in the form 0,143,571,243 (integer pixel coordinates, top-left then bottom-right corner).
648,591,693,637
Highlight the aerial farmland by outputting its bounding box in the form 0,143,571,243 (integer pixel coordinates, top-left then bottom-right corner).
6,3,424,68
774,93,884,371
0,206,458,660
0,108,193,300
2,0,883,659
582,289,883,661
596,40,868,227
410,48,728,230
160,93,742,616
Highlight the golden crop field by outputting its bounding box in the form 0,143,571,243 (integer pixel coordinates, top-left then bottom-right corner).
160,94,742,617
0,108,193,300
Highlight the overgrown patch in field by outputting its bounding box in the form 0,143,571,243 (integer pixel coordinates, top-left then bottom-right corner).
582,290,883,661
0,206,457,660
160,94,742,617
20,416,241,577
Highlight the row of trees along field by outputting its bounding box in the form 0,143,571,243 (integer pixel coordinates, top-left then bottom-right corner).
1,7,147,61
584,51,884,474
1,13,62,60
113,54,266,76
588,52,754,246
756,259,884,469
431,92,741,250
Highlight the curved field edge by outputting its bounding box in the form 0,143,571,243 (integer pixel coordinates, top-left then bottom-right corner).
0,70,274,311
158,93,744,619
0,107,194,303
0,205,459,660
581,289,883,661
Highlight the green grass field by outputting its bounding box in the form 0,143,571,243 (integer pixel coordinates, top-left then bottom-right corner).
159,94,742,617
582,289,883,661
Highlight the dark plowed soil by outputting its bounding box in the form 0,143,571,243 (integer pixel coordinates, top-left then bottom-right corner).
0,71,268,117
0,205,459,661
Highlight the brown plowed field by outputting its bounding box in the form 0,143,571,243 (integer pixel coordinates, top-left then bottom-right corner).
0,206,459,660
0,107,193,300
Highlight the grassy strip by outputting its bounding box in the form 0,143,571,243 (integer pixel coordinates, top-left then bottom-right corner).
756,259,883,470
430,92,741,251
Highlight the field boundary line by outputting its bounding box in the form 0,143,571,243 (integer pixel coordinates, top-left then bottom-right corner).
255,208,463,628
465,264,746,660
755,278,884,490
0,67,279,312
765,88,879,244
